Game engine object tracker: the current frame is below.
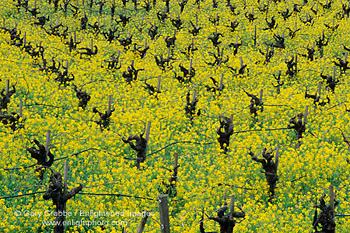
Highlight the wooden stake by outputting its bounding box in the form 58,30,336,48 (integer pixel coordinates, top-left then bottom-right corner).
275,144,279,168
65,61,69,70
333,66,336,79
19,100,23,118
45,130,51,156
157,76,161,91
158,194,170,233
345,52,348,64
145,121,151,143
259,89,263,103
329,184,335,219
91,38,94,51
190,59,193,72
317,81,322,97
6,80,9,95
64,161,68,193
137,210,149,233
192,90,196,103
230,114,233,122
304,105,308,125
229,195,235,212
2,18,4,28
295,54,298,72
173,153,178,170
240,57,243,68
219,74,224,89
108,95,112,115
23,32,26,45
74,31,76,44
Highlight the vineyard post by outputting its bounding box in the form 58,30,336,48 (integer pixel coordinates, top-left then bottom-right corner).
329,185,335,222
333,66,336,79
64,161,68,193
6,79,9,95
320,30,325,57
275,144,279,168
74,31,77,45
173,153,178,171
229,195,235,213
158,194,170,233
317,82,322,98
295,54,298,74
136,210,149,233
170,152,179,193
19,100,23,118
192,90,196,104
157,76,161,92
259,89,263,103
24,32,26,46
219,74,224,90
345,52,348,64
45,130,51,157
108,95,112,115
145,121,151,152
240,57,244,69
91,38,94,51
304,106,308,125
189,59,193,73
2,17,4,28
